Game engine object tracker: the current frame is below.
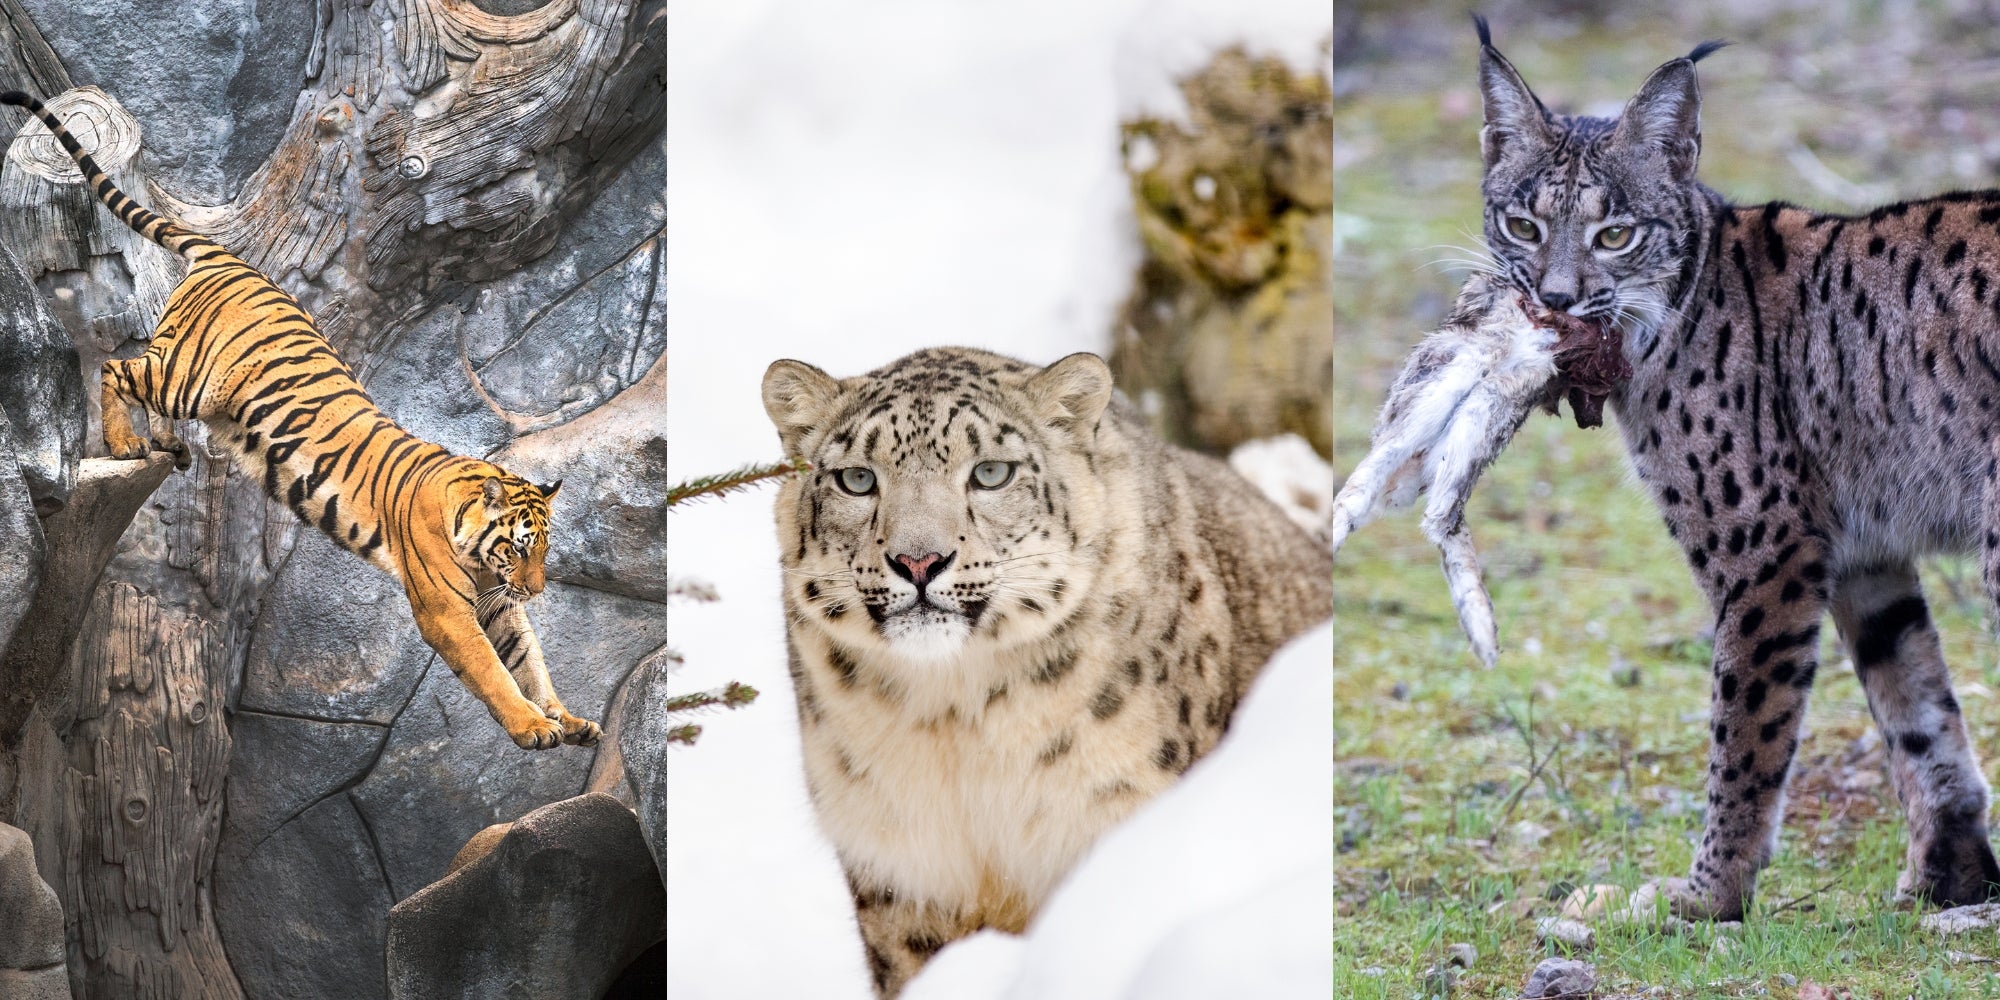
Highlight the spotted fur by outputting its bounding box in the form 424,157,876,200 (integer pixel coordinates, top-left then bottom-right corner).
1473,21,2000,918
1,90,598,752
763,348,1332,995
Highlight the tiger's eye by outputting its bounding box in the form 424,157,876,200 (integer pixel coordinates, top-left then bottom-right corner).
836,467,877,495
1505,216,1541,242
1596,225,1633,250
970,461,1015,489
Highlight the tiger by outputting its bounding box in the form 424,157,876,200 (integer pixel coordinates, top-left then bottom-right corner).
0,90,599,751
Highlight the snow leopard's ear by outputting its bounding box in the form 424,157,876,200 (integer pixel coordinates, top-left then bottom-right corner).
763,359,844,458
1024,353,1114,436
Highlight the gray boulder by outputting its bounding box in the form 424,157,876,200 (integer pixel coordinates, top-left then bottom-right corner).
384,793,663,1000
0,822,68,999
616,647,669,877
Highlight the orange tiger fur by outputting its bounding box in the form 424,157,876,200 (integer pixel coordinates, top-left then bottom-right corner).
1,90,599,751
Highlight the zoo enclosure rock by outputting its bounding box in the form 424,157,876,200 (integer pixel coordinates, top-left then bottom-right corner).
0,0,666,997
0,235,81,514
0,822,68,998
384,793,665,1000
16,0,317,203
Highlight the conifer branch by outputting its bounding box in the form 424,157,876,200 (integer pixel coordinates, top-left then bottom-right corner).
666,457,809,508
665,681,760,749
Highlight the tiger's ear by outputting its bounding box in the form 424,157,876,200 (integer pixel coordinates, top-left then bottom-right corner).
481,477,506,510
1023,353,1114,435
763,359,844,458
538,480,562,499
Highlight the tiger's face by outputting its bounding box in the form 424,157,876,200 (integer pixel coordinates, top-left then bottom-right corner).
456,475,561,599
764,349,1117,667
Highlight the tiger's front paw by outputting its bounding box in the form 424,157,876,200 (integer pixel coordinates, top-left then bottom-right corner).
104,429,148,461
555,712,601,747
504,713,566,751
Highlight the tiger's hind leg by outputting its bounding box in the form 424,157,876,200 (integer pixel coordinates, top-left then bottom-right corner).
145,410,190,471
477,596,602,747
100,347,190,469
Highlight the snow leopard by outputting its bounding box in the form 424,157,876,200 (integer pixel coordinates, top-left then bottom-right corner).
762,346,1332,996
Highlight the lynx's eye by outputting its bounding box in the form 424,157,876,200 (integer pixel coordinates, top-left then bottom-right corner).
970,461,1015,489
1596,225,1634,251
835,467,877,496
1505,216,1541,243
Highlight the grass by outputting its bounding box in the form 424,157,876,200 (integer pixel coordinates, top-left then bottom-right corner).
1334,4,2000,996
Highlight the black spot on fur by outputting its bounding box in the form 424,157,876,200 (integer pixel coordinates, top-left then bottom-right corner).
1090,682,1125,720
1855,596,1929,669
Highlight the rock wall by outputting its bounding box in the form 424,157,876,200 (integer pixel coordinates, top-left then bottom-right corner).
0,0,665,997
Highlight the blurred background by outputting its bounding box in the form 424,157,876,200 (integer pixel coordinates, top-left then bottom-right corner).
666,2,1330,996
1334,1,2000,996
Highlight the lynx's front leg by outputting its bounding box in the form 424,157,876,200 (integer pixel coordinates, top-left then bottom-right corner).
1834,561,1999,906
1658,535,1831,921
412,588,564,750
475,595,601,746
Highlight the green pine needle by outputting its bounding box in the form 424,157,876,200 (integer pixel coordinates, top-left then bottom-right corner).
666,457,810,508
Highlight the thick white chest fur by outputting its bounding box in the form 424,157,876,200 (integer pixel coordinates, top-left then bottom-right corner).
799,633,1169,914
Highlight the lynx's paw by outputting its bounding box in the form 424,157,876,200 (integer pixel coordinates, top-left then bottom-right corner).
504,713,566,751
1896,809,2000,908
1627,877,1745,924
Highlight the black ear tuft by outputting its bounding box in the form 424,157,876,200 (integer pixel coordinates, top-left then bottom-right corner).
1472,13,1492,48
1687,39,1730,64
539,480,562,499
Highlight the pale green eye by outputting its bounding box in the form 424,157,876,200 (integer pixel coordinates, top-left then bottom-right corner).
1596,225,1634,250
835,467,876,495
1505,216,1541,243
970,461,1015,489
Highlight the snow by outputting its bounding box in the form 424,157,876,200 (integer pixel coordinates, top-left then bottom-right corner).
664,2,1331,997
1231,433,1337,544
901,625,1335,1000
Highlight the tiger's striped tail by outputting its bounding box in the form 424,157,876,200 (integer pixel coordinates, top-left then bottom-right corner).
0,90,220,260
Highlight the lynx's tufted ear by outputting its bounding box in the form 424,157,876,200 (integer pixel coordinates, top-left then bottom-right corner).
1023,353,1114,435
763,359,845,458
1473,15,1554,171
1612,41,1725,184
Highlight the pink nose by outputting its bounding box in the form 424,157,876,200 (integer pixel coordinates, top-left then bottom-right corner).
889,551,950,587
